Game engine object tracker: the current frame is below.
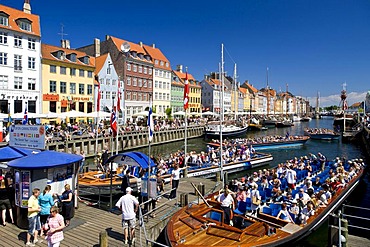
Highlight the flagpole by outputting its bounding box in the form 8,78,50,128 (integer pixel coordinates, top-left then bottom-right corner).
147,93,154,205
95,85,100,155
183,68,190,168
116,83,120,155
111,97,115,155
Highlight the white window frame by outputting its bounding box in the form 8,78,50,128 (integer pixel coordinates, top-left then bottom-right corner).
28,78,36,90
28,57,35,69
28,38,36,50
0,75,8,89
0,32,8,44
0,52,7,65
14,35,22,48
14,76,23,89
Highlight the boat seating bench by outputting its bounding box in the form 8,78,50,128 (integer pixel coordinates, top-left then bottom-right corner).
244,221,267,237
206,224,244,241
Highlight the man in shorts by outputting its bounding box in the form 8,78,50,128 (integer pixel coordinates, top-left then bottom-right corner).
26,188,41,247
116,187,139,244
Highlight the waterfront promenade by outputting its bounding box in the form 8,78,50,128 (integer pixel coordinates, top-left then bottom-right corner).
0,177,222,247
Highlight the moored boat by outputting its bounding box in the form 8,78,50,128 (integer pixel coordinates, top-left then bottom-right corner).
275,120,294,128
304,128,340,140
165,157,365,247
205,123,248,138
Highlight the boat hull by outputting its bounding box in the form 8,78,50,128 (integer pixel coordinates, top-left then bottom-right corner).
205,126,248,138
308,133,340,140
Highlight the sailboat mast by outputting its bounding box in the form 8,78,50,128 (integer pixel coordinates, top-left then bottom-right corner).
234,63,237,120
266,67,270,115
220,43,224,187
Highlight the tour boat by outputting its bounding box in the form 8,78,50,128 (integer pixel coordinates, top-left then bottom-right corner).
207,135,310,151
165,159,365,247
304,128,340,141
205,124,249,138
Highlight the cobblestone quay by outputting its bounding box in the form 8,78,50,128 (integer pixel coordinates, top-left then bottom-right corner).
46,126,205,158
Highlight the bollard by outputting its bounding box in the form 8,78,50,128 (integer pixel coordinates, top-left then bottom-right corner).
180,193,188,206
341,219,348,242
216,172,221,182
99,230,108,247
197,183,205,196
183,168,188,178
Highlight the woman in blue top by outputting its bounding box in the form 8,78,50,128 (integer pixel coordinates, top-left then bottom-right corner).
38,185,55,236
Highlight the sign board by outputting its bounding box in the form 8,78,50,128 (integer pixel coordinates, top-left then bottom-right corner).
9,125,46,149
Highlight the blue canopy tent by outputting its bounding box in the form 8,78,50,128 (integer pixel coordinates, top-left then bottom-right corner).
7,150,82,169
0,146,41,162
105,151,156,169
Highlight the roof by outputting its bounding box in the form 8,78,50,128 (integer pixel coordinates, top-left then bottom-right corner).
243,83,258,93
105,151,156,169
239,87,247,94
0,146,40,162
109,36,152,64
95,53,109,74
42,43,95,67
0,4,41,37
142,44,171,70
173,70,201,88
8,150,82,169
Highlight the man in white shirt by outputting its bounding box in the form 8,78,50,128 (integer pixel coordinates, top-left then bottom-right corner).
217,187,235,225
116,187,139,244
286,165,297,189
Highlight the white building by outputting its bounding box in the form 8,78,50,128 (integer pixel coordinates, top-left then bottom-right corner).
0,1,41,116
94,53,121,120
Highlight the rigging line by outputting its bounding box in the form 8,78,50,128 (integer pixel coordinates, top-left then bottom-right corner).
223,44,236,64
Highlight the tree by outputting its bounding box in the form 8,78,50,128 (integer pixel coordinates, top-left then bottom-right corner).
165,108,172,119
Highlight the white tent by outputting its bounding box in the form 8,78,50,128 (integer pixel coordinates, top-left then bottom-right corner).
190,112,201,116
86,111,111,118
11,112,46,119
201,111,219,116
0,113,8,119
132,111,160,117
44,112,62,119
60,110,89,118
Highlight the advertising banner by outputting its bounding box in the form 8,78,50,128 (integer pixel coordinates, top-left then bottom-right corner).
9,125,46,149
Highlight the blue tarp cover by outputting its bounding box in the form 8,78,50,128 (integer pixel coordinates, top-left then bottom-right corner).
0,146,41,162
105,151,156,169
8,150,82,169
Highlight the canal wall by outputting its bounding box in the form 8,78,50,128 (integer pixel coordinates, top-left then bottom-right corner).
46,126,205,158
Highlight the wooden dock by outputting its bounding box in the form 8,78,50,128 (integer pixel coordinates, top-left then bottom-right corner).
0,177,221,247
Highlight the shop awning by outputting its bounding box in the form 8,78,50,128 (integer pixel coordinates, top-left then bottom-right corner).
8,150,82,169
0,146,41,162
105,151,156,169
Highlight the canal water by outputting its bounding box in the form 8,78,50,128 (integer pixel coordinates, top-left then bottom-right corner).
87,117,369,246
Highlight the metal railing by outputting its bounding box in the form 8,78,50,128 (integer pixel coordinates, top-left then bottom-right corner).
342,204,370,232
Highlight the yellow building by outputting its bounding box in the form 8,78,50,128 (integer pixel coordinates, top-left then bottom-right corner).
41,42,95,122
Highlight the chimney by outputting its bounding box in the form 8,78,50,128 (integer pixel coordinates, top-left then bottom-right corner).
61,40,70,49
94,38,101,57
23,0,31,14
139,41,143,47
176,65,183,73
152,44,155,48
105,35,110,41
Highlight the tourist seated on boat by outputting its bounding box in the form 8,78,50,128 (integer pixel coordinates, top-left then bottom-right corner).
246,177,258,190
289,200,300,220
276,203,295,223
302,179,314,193
272,190,284,203
236,186,247,202
295,189,310,209
300,201,315,225
312,176,322,189
259,176,269,190
252,172,260,182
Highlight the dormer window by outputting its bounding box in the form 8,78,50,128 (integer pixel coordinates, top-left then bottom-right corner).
160,61,164,66
0,12,9,26
144,55,151,61
52,50,65,60
131,51,137,58
67,53,77,62
138,53,144,59
155,59,159,65
16,18,32,32
78,56,89,65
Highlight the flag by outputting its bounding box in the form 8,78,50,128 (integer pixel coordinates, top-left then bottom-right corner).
7,103,11,128
117,81,121,112
148,100,154,142
97,83,101,111
110,106,117,137
183,72,189,110
22,105,28,125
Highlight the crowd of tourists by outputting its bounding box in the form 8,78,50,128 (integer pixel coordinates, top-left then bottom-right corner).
217,153,364,225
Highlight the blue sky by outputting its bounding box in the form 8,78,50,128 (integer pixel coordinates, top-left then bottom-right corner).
3,0,369,106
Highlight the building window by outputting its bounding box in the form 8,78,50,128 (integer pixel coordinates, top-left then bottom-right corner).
79,102,84,112
70,68,76,76
138,66,142,73
28,38,36,50
160,61,164,66
60,81,66,93
0,15,9,26
132,92,137,100
127,77,131,85
133,77,137,86
59,66,66,74
28,78,36,90
148,68,152,75
155,60,159,65
79,69,84,77
112,79,116,86
14,77,23,89
0,75,8,89
143,79,147,87
107,66,111,74
155,80,158,88
148,80,152,88
0,32,7,44
49,101,56,112
28,100,36,113
87,85,92,95
19,20,32,32
14,55,22,71
50,65,56,73
143,67,147,74
49,80,57,93
28,57,35,69
127,63,131,71
126,92,131,100
14,35,22,48
70,83,76,94
106,92,111,100
79,83,84,94
138,79,142,87
0,52,7,65
133,65,137,72
87,71,93,78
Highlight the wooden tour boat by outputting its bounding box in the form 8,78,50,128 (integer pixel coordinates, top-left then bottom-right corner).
165,159,365,247
208,135,310,151
304,128,340,141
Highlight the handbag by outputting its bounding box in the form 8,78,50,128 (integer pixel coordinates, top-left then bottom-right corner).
252,195,260,205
